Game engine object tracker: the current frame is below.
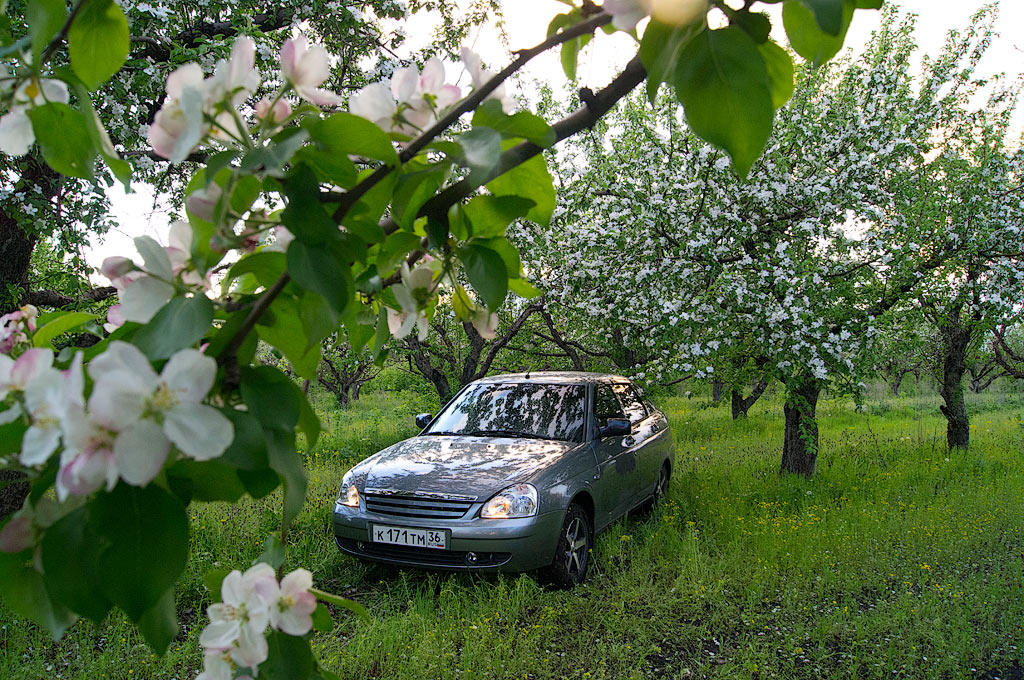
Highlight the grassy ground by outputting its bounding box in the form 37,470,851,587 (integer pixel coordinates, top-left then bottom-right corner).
2,388,1023,680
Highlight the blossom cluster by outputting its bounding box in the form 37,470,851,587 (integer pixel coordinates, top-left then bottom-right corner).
349,47,513,138
0,304,38,353
0,340,232,513
148,35,339,162
197,564,317,680
386,262,500,341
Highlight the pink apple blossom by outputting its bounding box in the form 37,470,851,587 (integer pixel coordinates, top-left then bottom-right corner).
280,35,342,107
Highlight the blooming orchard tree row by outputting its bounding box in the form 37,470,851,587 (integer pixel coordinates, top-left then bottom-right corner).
0,0,880,674
520,5,1023,473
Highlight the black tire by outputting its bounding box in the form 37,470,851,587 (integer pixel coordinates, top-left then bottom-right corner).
652,462,670,505
541,503,593,588
640,463,671,516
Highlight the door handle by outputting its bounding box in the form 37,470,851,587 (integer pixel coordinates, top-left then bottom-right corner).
622,436,635,447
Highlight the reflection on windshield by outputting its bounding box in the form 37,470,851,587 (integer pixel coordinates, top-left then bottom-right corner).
425,383,587,442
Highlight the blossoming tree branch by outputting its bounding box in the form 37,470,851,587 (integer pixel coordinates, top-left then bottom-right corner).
0,0,879,675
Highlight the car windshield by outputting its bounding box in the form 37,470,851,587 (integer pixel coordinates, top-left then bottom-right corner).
424,383,587,442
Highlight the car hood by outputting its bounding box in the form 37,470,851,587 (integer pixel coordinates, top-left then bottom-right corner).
358,435,579,500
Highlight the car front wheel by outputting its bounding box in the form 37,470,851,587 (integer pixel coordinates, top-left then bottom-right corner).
542,503,592,588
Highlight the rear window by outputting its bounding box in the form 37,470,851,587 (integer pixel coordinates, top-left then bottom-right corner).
425,383,588,442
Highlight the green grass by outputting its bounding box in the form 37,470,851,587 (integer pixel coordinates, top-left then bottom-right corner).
2,389,1024,679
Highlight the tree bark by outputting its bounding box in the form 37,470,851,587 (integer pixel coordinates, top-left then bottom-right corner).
730,379,768,419
938,322,971,450
0,471,29,521
711,380,724,404
780,379,821,476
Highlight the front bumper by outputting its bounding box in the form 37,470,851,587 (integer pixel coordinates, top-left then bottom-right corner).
332,501,564,572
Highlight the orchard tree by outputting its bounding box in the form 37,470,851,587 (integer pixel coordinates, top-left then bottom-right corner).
525,7,1000,475
0,0,499,312
0,0,882,674
317,335,378,407
894,80,1024,449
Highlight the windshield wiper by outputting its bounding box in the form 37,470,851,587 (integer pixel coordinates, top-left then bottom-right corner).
424,431,461,436
464,429,551,440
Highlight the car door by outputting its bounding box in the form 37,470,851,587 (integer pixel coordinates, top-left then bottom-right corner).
611,382,661,500
589,383,641,527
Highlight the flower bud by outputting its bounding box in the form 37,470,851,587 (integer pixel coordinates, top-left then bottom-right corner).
255,97,292,124
186,183,222,223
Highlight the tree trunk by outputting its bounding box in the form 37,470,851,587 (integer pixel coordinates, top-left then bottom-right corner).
780,380,821,476
889,371,905,396
352,382,362,401
730,379,768,419
0,471,29,521
938,324,970,450
711,380,724,404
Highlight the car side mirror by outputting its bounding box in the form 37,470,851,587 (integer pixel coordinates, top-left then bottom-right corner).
598,417,631,438
415,413,433,429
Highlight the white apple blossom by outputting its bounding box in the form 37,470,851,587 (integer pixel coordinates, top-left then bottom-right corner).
351,57,461,135
0,78,70,156
200,563,277,667
280,35,342,107
255,97,291,125
19,352,82,467
602,0,650,31
349,81,397,131
0,304,38,353
471,308,499,340
148,63,208,162
186,183,222,223
387,263,434,340
269,568,316,635
86,342,233,486
460,48,514,114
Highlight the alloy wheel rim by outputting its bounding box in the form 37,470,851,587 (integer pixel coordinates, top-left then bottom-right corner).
564,517,588,577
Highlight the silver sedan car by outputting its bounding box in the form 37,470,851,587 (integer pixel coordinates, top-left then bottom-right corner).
332,372,674,586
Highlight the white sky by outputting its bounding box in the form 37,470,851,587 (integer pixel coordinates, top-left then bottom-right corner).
92,0,1024,269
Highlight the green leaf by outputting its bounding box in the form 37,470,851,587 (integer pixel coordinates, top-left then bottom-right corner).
639,19,700,103
136,587,179,655
341,170,394,243
166,459,246,503
203,569,231,602
460,127,502,175
239,129,310,177
298,291,340,355
782,0,854,65
238,468,280,499
392,165,445,231
471,101,556,148
72,82,131,187
672,26,773,178
561,36,581,80
0,420,27,456
28,103,95,179
461,244,508,310
240,366,301,432
309,113,399,166
132,295,214,361
312,603,334,632
730,9,772,43
32,312,97,348
759,40,796,109
261,631,316,680
40,506,111,623
475,237,521,279
231,175,262,214
293,147,358,188
266,428,307,529
226,252,287,291
256,534,287,570
91,483,188,620
509,277,543,299
377,231,421,275
202,151,238,187
282,165,336,245
311,587,370,622
464,195,535,239
297,388,320,448
27,0,65,62
219,408,270,470
286,240,352,315
68,0,130,90
256,296,323,379
486,152,555,225
795,0,845,35
0,553,77,638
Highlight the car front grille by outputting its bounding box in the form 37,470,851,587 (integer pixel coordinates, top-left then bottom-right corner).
336,537,511,568
363,492,475,520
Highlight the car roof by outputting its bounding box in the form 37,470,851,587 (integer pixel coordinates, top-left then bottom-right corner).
472,371,632,385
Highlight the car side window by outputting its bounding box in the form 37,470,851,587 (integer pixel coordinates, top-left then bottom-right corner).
594,385,625,426
612,384,648,424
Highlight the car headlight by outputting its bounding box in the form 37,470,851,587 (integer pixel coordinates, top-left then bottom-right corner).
338,473,360,508
480,483,538,519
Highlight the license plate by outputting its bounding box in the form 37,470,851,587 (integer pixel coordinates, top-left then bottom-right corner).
370,524,447,550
